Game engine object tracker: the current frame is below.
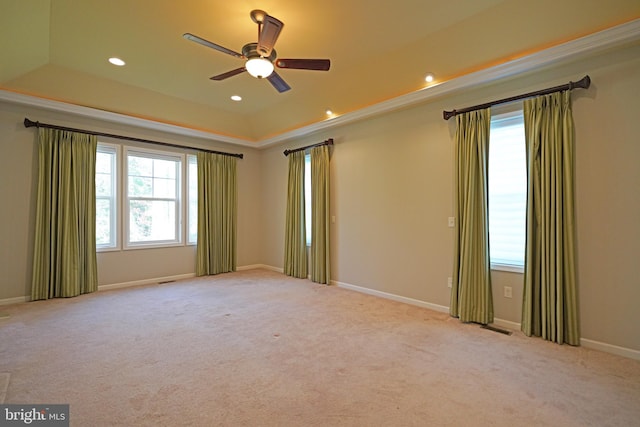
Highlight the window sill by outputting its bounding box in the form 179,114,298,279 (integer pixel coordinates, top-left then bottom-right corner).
491,263,524,274
97,246,120,253
124,242,185,251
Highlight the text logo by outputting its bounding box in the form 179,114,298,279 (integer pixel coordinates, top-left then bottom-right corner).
0,405,69,427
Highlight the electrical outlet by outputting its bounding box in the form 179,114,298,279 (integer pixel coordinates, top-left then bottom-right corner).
504,286,513,298
448,217,455,228
447,277,453,288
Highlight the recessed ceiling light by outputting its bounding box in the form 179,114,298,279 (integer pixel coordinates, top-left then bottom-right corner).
230,95,242,101
425,72,435,83
325,109,333,116
108,57,125,66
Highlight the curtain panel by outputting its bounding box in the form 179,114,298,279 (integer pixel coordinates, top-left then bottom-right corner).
283,151,308,278
31,128,98,300
310,145,330,284
196,152,238,276
522,91,579,345
450,108,494,324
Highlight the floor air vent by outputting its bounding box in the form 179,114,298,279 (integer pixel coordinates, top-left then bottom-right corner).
480,324,512,335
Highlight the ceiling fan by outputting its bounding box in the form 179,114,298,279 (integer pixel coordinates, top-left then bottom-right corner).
183,9,331,93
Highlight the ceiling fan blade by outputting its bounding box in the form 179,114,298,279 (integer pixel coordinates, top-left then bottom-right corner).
275,59,331,71
210,67,247,81
267,71,291,93
183,33,243,58
257,15,284,57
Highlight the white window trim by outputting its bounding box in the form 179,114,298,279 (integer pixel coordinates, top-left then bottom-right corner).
186,154,198,246
304,153,311,247
489,104,526,273
123,146,184,250
490,262,525,274
96,142,120,252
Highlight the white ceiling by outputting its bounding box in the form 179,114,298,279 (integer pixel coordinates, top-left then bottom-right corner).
1,0,639,143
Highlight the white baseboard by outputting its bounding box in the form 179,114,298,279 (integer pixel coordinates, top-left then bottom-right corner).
98,273,196,292
329,276,640,360
332,279,450,314
236,264,283,273
492,318,521,331
487,320,640,360
0,296,28,306
100,265,283,291
0,266,275,304
581,338,640,361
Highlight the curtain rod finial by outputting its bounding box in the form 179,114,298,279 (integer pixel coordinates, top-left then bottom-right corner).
443,110,456,120
578,75,591,89
24,118,38,128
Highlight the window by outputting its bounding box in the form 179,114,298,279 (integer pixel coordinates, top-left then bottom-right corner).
96,144,118,249
125,148,183,247
305,153,311,246
96,143,197,251
489,109,527,271
187,154,198,244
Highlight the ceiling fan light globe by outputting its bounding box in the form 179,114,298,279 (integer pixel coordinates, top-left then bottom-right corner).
246,57,274,79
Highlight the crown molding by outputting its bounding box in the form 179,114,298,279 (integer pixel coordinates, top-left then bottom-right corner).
0,90,257,147
256,18,640,148
2,19,638,149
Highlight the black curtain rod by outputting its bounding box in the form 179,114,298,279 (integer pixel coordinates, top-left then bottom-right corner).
283,138,334,156
23,118,244,159
442,75,591,120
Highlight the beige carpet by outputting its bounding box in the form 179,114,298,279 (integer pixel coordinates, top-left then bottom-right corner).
0,269,638,426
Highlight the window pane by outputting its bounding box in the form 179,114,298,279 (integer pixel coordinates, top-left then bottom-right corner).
153,158,176,179
96,144,117,249
153,177,176,198
305,154,311,246
188,156,198,244
489,111,526,267
126,149,182,247
128,155,152,177
129,200,176,242
128,176,153,197
95,173,111,197
96,152,112,174
96,198,111,245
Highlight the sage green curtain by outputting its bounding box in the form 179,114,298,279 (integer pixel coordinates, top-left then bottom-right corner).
310,145,330,284
450,108,494,324
283,151,307,278
196,152,237,276
31,128,98,300
522,91,579,345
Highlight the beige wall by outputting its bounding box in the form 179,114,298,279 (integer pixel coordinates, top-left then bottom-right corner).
0,103,37,298
260,42,640,351
1,42,638,352
0,102,263,297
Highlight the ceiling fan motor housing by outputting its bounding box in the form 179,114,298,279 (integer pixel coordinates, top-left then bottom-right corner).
242,43,277,62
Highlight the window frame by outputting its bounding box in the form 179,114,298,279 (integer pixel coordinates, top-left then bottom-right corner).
304,152,311,247
96,142,120,252
186,154,198,245
123,146,184,249
488,105,527,273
